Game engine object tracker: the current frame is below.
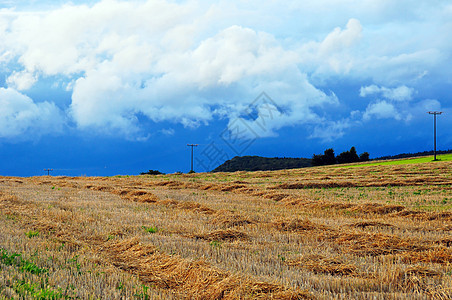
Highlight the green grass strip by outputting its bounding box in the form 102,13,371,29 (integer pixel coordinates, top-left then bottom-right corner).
341,153,452,168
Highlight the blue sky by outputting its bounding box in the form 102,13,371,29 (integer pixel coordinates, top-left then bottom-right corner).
1,0,451,176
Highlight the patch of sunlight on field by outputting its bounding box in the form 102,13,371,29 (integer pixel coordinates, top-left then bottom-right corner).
343,153,452,168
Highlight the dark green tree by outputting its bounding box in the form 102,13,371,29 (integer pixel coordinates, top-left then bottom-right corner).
312,154,325,166
312,148,337,166
359,152,370,161
323,148,336,165
337,147,360,164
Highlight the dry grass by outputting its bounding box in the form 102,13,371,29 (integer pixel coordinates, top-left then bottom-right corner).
348,221,395,228
112,188,160,203
286,254,358,276
209,210,256,228
272,218,326,232
329,231,428,256
99,238,309,299
194,229,249,242
2,161,452,299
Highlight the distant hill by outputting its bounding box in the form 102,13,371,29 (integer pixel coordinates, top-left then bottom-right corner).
211,156,312,172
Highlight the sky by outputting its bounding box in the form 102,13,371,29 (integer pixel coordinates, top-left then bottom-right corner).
0,0,451,176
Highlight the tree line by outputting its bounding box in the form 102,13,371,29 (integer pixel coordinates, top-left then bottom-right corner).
312,147,369,166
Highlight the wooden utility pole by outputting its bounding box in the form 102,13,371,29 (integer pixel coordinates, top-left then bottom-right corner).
428,111,443,161
44,169,53,176
187,144,198,172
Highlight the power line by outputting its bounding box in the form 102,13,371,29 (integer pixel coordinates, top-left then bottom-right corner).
187,144,198,172
428,111,443,161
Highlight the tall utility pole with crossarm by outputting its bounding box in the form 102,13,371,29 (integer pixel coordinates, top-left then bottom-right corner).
187,144,198,172
428,111,443,161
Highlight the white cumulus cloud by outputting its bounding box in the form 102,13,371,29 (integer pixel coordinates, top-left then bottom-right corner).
360,84,435,123
0,87,65,139
360,85,414,101
6,70,37,90
309,119,352,142
363,100,401,121
299,18,363,76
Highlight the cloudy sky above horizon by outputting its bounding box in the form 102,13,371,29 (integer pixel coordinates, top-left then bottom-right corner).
1,0,451,176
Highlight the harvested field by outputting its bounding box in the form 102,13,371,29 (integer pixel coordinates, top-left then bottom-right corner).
1,161,452,299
